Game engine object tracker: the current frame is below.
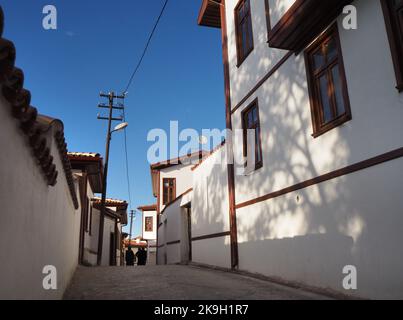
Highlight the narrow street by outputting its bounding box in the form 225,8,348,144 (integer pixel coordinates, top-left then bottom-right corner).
64,265,329,300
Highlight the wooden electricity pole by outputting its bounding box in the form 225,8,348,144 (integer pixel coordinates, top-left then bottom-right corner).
96,91,125,266
129,209,135,244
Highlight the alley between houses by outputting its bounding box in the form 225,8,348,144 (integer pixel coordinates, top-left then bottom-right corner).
63,265,329,300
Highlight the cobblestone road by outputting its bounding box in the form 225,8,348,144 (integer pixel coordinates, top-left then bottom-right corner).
64,265,329,300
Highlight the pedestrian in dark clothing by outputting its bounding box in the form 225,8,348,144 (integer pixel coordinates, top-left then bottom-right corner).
136,247,147,266
125,246,135,266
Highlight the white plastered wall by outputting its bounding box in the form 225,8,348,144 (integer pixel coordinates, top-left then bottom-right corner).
191,147,231,269
164,199,183,265
159,163,193,212
0,93,81,299
223,0,403,298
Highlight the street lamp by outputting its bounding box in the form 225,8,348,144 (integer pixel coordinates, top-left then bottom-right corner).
97,91,129,266
112,122,128,133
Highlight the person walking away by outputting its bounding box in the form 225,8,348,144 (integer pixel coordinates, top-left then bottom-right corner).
125,246,135,266
136,247,147,266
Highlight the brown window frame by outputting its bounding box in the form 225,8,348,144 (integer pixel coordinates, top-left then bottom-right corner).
242,98,263,171
264,0,272,42
304,24,352,138
145,216,153,232
381,0,403,92
234,0,254,67
162,178,176,205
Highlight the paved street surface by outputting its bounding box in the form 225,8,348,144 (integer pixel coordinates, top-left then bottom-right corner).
64,265,330,300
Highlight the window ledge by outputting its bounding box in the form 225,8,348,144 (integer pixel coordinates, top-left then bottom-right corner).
236,47,254,68
311,114,352,138
242,163,263,176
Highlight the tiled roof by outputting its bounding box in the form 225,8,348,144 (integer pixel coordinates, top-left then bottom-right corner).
92,197,128,208
137,204,157,212
68,152,101,160
150,150,208,170
123,239,147,248
0,6,78,209
150,150,208,197
69,151,103,193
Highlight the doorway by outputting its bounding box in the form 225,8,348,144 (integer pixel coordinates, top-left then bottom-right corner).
180,205,192,264
187,206,192,262
109,232,116,266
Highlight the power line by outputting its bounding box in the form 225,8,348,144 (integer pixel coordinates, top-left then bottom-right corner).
119,0,169,215
121,99,133,211
123,0,169,93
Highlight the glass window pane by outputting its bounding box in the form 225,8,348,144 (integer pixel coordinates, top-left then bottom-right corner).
331,65,346,116
247,17,253,50
239,1,248,20
242,22,247,55
252,107,258,123
247,110,253,127
313,48,325,71
238,4,244,20
237,0,253,60
325,38,337,62
319,75,332,123
244,0,249,13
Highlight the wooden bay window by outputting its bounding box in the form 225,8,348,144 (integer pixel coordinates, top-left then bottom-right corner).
305,24,352,137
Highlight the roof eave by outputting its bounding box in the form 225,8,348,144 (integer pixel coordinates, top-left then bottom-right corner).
198,0,221,28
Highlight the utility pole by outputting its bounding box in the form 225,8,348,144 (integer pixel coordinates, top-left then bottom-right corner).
129,209,135,243
97,91,126,266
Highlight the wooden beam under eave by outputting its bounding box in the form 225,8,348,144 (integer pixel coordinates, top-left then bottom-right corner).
198,0,221,28
268,0,353,51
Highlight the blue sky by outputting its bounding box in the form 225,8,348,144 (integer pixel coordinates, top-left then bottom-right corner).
2,0,225,236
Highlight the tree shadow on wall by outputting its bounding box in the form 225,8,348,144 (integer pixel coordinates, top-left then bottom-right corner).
194,5,403,298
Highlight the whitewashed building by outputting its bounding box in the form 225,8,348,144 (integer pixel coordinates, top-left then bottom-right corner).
68,152,103,267
91,197,128,267
154,0,403,299
68,153,128,267
0,7,81,298
151,152,206,265
138,204,158,265
0,5,129,298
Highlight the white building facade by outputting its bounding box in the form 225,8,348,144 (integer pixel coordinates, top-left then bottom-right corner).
153,0,403,299
138,204,158,265
153,152,206,265
69,153,128,267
